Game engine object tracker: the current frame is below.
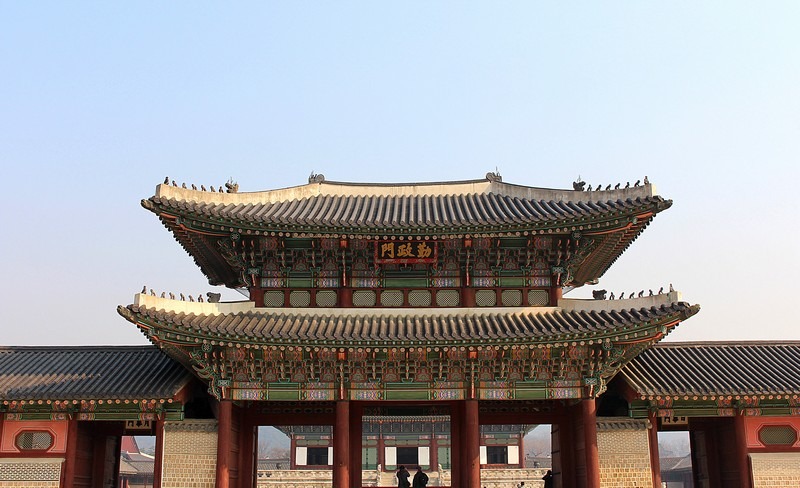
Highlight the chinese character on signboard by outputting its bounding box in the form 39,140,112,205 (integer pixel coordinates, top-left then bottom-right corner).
375,240,437,264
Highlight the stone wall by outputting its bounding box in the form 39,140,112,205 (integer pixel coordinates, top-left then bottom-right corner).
750,453,800,487
161,419,218,488
0,459,62,488
596,418,652,488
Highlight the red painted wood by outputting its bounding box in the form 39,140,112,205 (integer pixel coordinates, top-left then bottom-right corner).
550,286,562,306
153,419,164,488
647,411,662,488
62,420,79,488
581,399,600,488
734,415,753,488
216,400,232,488
464,400,481,488
333,400,350,488
449,402,461,488
349,402,362,488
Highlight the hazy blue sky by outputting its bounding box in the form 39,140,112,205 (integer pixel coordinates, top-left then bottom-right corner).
1,2,798,345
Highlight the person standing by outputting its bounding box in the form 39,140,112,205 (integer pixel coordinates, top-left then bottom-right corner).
542,470,554,488
397,465,410,488
412,466,429,488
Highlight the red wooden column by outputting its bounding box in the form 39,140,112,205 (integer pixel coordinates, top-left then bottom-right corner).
550,286,563,306
349,402,362,488
463,399,481,488
216,400,232,488
449,402,462,488
647,411,661,488
333,400,351,488
734,415,753,488
62,419,80,488
582,399,600,488
239,412,256,488
153,419,165,488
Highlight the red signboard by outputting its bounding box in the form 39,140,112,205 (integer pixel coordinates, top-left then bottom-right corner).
375,240,437,264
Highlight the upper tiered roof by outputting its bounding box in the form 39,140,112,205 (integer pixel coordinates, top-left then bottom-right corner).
144,175,666,234
145,175,666,235
142,174,670,287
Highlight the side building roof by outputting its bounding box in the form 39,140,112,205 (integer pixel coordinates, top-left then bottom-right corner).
621,341,800,398
0,346,193,403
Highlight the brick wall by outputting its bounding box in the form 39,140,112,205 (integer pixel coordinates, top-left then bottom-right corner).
161,419,218,488
596,418,652,488
750,452,800,487
0,459,62,488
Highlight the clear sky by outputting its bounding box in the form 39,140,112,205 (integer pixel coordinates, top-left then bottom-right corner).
1,2,798,345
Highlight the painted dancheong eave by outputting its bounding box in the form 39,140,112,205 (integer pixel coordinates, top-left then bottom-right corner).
118,292,698,402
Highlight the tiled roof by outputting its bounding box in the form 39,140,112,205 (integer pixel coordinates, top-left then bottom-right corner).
621,342,800,397
0,346,193,402
144,180,668,233
120,300,697,346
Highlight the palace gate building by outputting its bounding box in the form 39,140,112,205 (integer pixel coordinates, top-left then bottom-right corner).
1,174,799,488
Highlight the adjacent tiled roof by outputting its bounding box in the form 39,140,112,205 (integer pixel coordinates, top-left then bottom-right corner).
621,342,800,397
0,346,193,401
144,179,669,233
120,301,698,346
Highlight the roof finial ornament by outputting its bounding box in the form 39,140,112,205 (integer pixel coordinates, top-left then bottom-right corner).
572,175,586,191
625,182,630,189
163,176,169,184
149,289,155,296
592,289,607,300
169,292,175,299
587,184,593,191
669,283,674,292
308,172,325,184
648,289,653,296
141,285,147,294
191,184,197,190
634,180,641,187
605,184,611,191
609,292,615,300
644,175,650,185
658,287,664,294
181,182,186,189
198,294,204,303
160,292,166,298
614,183,621,190
486,169,502,182
218,186,224,192
225,178,239,193
171,180,177,187
179,293,185,301
638,290,644,297
207,292,221,303
201,185,207,191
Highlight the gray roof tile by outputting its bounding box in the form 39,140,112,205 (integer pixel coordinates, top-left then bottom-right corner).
0,346,193,401
621,342,800,397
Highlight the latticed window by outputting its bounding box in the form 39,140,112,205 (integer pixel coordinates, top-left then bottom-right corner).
501,290,523,306
315,290,337,307
436,290,459,307
528,289,549,306
475,290,497,307
289,291,311,307
263,291,284,307
15,431,54,451
353,290,377,307
758,425,798,446
380,290,404,307
408,290,432,307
